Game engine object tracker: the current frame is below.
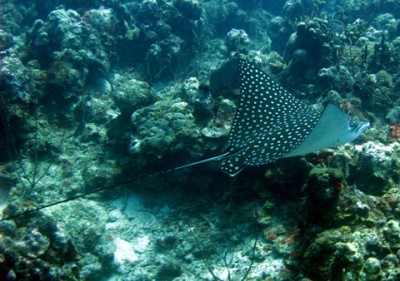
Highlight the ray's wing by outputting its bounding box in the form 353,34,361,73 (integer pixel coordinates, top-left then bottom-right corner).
285,104,370,157
220,60,320,176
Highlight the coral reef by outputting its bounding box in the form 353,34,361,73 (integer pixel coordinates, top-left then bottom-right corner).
0,214,77,280
1,0,400,280
225,28,251,53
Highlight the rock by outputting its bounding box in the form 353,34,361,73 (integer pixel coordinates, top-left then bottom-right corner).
359,257,383,281
225,29,251,53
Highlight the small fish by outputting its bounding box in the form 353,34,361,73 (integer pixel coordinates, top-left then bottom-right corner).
1,59,370,220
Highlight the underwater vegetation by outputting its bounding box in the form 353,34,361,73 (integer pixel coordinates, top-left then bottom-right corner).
1,0,400,280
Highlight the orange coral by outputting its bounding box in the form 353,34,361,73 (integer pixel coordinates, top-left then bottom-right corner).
388,125,400,142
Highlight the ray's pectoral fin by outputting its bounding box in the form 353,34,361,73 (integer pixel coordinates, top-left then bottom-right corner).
285,104,370,157
220,149,248,177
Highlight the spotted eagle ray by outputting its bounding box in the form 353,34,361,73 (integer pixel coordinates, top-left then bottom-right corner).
166,59,370,176
1,59,369,220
